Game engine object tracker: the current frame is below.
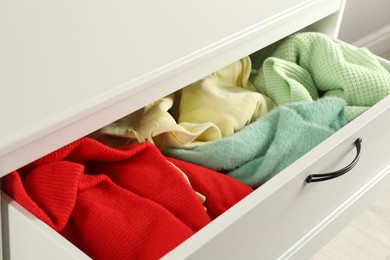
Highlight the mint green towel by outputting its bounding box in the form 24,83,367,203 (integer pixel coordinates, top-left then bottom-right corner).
164,97,347,188
250,32,390,122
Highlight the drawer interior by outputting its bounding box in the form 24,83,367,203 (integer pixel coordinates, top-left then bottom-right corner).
2,8,390,260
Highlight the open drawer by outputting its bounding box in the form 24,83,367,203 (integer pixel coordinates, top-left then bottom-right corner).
1,0,390,259
2,46,390,260
4,85,390,260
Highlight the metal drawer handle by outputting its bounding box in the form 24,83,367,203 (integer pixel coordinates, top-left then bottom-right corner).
306,138,362,183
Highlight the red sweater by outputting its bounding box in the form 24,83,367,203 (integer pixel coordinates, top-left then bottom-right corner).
3,138,252,259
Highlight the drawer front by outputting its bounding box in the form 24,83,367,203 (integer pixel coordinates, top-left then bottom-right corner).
163,93,390,259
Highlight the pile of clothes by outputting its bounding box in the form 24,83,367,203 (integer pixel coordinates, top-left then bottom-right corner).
94,32,390,187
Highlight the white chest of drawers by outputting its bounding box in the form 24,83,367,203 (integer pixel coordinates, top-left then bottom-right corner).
1,0,390,259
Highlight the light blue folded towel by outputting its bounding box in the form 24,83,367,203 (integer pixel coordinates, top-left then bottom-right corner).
164,97,347,188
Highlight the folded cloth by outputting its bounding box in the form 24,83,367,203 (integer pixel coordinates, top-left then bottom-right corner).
164,97,347,188
2,138,252,260
93,56,274,148
250,32,390,122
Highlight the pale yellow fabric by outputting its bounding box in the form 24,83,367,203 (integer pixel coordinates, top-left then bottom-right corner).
95,94,221,148
167,160,207,211
176,56,275,137
94,57,275,148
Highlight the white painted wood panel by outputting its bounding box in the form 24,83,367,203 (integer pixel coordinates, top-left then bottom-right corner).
0,0,343,177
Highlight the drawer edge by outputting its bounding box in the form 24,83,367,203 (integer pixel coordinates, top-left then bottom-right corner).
1,192,90,260
281,164,390,259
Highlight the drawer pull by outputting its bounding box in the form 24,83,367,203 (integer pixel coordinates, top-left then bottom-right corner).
306,138,362,183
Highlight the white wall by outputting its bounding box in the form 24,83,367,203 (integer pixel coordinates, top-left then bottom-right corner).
338,0,390,54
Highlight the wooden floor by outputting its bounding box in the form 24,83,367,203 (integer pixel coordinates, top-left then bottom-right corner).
312,188,390,260
312,48,390,260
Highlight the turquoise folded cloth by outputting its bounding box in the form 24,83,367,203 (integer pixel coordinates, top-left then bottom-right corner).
250,32,390,122
164,97,347,188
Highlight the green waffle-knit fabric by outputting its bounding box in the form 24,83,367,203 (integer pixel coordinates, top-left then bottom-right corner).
250,32,390,122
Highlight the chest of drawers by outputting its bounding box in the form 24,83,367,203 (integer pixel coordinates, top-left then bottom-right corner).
1,0,390,259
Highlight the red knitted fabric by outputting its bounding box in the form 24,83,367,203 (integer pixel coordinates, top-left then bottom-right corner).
2,138,252,259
